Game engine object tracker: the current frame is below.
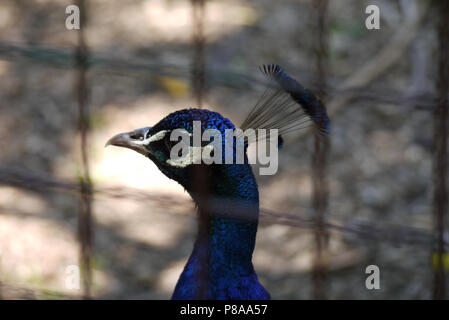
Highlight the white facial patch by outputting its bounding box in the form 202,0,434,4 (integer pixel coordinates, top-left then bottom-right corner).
134,130,168,145
166,144,215,168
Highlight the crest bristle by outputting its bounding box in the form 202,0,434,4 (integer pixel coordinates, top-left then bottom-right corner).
240,65,330,145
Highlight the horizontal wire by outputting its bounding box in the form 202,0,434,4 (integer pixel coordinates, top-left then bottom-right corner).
0,166,443,251
0,41,440,110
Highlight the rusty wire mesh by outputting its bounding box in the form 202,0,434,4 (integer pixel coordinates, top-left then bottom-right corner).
432,0,449,300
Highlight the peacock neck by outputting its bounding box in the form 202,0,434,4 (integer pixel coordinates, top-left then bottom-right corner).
193,163,260,270
193,210,258,273
182,203,259,299
172,164,262,299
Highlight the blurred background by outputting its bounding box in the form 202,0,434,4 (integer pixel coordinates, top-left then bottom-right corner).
0,0,447,299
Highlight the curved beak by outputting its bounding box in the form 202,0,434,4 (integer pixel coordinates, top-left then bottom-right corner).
105,127,152,156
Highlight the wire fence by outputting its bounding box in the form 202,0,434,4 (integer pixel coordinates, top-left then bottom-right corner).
311,0,330,300
0,166,444,251
0,0,447,299
432,0,449,300
74,0,93,299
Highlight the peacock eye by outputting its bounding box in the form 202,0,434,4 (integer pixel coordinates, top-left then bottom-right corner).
164,135,176,151
130,133,144,141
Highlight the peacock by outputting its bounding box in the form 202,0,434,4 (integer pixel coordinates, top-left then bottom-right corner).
106,64,329,299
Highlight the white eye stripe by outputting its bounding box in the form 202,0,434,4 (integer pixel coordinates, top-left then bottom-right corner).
166,145,214,168
134,130,169,145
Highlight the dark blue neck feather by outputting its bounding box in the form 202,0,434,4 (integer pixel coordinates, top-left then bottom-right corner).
171,164,270,299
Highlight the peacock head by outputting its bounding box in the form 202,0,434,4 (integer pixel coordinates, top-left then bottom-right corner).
106,64,330,205
106,108,252,195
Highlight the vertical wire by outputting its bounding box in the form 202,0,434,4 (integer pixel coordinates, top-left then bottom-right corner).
311,0,330,300
75,0,93,299
190,0,209,299
191,0,206,107
432,0,448,300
